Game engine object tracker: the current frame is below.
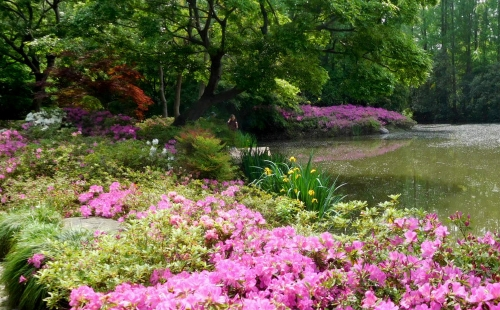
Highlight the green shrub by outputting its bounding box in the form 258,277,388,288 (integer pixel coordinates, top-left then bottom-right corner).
81,139,174,182
191,117,234,144
136,116,178,143
233,131,257,148
175,128,236,180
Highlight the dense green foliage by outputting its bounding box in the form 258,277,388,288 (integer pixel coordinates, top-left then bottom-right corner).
0,0,434,130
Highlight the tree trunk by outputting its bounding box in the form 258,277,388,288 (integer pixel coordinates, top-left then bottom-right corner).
497,0,500,61
174,51,239,126
174,72,182,118
32,54,56,112
421,7,428,51
173,87,243,126
450,0,458,120
441,0,448,52
198,52,209,99
159,66,168,117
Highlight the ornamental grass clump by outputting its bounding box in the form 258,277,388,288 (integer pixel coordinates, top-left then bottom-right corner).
252,154,344,218
239,146,287,183
0,206,63,310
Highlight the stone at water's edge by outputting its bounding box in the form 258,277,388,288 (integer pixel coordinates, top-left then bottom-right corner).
62,217,123,233
229,147,271,161
380,127,390,134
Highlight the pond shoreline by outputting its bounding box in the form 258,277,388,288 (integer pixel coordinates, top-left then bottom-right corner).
261,123,500,148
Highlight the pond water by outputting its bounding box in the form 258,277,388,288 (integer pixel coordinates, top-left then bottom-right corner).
263,124,500,235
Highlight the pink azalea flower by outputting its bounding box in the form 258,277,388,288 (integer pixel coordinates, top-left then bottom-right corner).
362,290,378,308
487,283,500,299
374,300,398,310
420,240,437,258
404,230,418,243
28,253,45,269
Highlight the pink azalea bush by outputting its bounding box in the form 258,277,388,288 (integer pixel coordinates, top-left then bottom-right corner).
64,190,500,310
78,182,136,218
0,130,27,157
0,130,26,200
63,107,139,140
281,105,415,136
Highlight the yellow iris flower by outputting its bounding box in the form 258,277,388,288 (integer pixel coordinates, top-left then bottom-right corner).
289,156,297,163
308,189,315,196
264,167,272,176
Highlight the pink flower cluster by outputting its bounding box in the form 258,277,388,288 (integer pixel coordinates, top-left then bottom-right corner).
200,179,245,192
281,105,410,130
63,107,139,140
164,139,177,155
28,253,46,269
78,182,136,218
69,193,500,310
0,130,26,195
0,130,27,156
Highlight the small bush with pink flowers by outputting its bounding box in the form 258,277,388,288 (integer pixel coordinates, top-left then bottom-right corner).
63,107,140,141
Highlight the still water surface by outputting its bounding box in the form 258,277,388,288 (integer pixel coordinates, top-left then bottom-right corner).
264,124,500,235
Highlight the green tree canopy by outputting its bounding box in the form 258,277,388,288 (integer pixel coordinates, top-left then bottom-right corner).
0,0,73,111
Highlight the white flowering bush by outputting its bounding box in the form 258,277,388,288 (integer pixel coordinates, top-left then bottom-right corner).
24,107,66,130
145,138,177,170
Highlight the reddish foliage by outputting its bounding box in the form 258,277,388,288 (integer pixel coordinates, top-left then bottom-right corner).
52,54,153,119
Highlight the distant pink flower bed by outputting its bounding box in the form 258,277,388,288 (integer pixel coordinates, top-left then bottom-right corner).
281,105,412,130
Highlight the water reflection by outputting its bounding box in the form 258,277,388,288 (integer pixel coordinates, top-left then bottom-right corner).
265,128,500,235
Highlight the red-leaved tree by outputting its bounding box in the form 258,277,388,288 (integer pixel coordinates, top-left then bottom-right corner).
52,53,153,119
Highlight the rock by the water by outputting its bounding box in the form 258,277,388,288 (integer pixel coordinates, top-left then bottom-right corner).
380,127,390,134
62,217,123,233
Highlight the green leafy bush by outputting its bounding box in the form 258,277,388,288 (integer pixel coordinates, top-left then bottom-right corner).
135,116,178,143
175,128,236,180
233,130,257,148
